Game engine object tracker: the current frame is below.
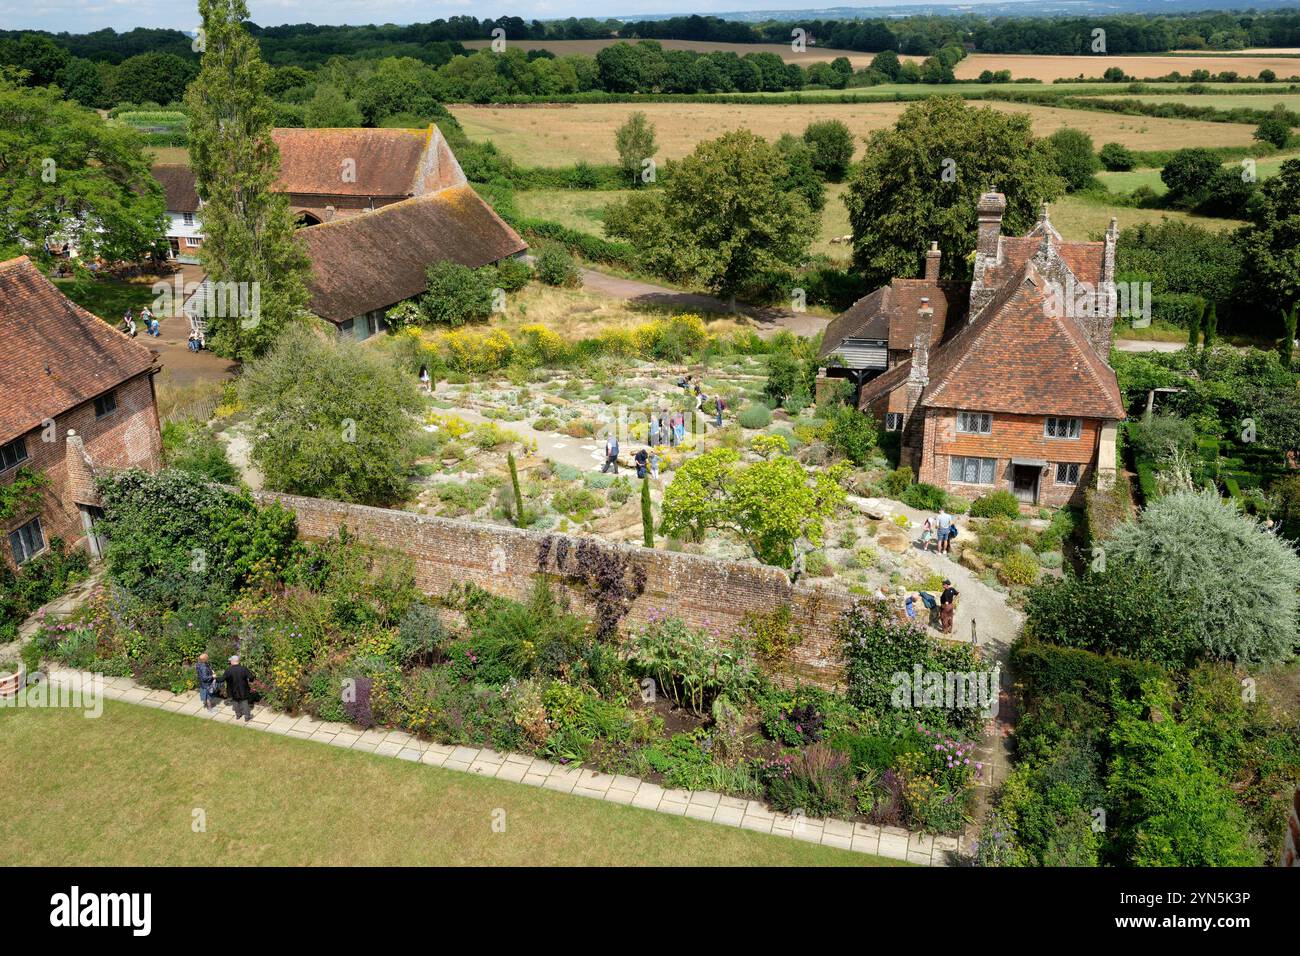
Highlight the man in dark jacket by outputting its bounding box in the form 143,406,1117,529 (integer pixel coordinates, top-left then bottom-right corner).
220,656,256,721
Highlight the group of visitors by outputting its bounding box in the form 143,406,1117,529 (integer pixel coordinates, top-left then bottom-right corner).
186,328,207,352
121,306,159,338
920,506,958,555
602,435,660,480
649,410,688,448
194,653,256,721
677,375,726,428
882,579,960,634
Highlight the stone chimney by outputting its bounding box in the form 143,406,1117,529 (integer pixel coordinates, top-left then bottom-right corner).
924,241,941,280
969,191,1008,322
902,300,934,471
976,191,1006,259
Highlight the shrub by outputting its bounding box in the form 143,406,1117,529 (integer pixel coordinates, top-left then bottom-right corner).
825,405,876,465
761,744,855,818
1105,489,1300,663
737,403,773,429
534,245,581,287
880,466,912,497
1127,413,1196,462
901,482,947,512
627,616,758,717
1098,141,1136,171
970,490,1020,518
997,550,1039,587
495,257,532,292
420,260,496,326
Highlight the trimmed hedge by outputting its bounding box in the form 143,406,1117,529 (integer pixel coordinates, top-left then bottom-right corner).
1011,635,1168,704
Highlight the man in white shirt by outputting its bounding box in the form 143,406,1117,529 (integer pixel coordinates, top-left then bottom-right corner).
936,507,953,555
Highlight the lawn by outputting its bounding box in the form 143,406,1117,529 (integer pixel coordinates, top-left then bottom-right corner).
54,275,166,322
449,100,1259,167
1050,193,1243,239
1103,91,1300,111
1097,150,1300,194
0,702,899,866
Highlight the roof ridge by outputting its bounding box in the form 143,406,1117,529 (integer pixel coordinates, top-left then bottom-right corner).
299,186,470,233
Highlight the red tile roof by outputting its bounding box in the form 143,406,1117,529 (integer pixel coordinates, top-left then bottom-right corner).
271,127,463,199
0,257,156,444
300,186,528,323
921,262,1125,419
818,280,968,359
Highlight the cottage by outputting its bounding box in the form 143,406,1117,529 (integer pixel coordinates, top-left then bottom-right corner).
818,193,1126,508
0,257,163,567
299,186,528,340
153,163,204,263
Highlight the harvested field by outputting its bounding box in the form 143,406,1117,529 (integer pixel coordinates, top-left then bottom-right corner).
448,100,1260,166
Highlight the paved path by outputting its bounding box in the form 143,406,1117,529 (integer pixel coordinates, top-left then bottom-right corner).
576,265,831,339
1114,339,1185,353
38,664,958,865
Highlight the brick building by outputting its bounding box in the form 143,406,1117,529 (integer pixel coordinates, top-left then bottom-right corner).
0,257,163,567
819,193,1126,508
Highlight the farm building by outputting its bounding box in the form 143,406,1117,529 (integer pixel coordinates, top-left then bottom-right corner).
818,193,1125,508
152,163,204,263
0,256,163,567
299,186,528,340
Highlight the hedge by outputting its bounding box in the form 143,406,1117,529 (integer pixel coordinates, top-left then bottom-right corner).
1151,292,1206,329
1011,635,1168,704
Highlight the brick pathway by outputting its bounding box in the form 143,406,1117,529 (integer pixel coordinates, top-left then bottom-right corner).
42,665,967,866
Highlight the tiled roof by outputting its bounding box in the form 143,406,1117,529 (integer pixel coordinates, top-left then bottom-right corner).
300,186,528,323
0,257,156,444
921,261,1125,419
819,280,969,359
151,164,199,213
271,127,465,199
976,232,1106,292
857,358,912,408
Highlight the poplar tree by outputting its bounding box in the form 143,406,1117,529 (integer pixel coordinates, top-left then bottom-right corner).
185,0,309,360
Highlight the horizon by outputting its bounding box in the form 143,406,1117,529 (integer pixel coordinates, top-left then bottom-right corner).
3,0,1292,35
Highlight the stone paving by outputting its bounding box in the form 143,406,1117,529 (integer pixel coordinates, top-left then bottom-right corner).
42,665,967,866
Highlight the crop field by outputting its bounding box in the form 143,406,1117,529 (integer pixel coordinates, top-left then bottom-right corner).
1100,91,1300,112
459,40,1300,82
448,100,1260,166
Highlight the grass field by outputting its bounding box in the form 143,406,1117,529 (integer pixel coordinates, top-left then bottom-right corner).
449,100,1260,166
458,40,1300,81
0,702,896,866
1102,91,1300,111
146,146,190,165
1097,150,1300,194
1051,194,1242,238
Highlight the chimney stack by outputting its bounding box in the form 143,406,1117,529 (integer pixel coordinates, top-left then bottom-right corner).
976,191,1007,260
924,241,941,281
902,299,935,473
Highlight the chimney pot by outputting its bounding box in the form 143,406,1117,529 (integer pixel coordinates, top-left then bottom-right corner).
924,242,941,280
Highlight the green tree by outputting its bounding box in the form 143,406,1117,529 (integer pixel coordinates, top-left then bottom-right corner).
185,0,311,360
641,476,654,548
1236,158,1300,313
604,130,816,309
57,57,109,109
508,451,524,527
1098,142,1136,171
1105,489,1300,664
1046,127,1100,192
1187,298,1202,350
304,83,362,127
1160,147,1220,207
111,52,198,106
239,325,424,506
801,119,855,182
661,448,846,567
355,56,442,125
844,98,1064,287
614,111,657,187
1254,116,1291,150
1281,302,1297,368
775,134,825,213
0,80,165,264
1201,301,1218,349
870,50,901,81
419,260,496,325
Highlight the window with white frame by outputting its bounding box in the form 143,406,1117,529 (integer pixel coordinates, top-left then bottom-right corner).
0,436,28,472
183,212,195,226
884,412,903,432
950,456,996,485
957,411,992,434
185,238,200,247
1045,417,1082,439
9,516,45,564
1056,462,1081,485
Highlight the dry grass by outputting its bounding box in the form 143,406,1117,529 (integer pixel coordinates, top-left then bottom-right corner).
497,282,754,339
1103,91,1300,111
1050,194,1243,241
0,702,894,866
146,146,190,165
449,100,1260,167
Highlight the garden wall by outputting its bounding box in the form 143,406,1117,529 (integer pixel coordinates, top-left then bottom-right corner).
250,490,855,688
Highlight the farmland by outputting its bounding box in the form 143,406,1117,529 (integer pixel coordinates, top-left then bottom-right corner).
448,99,1261,166
459,39,1300,82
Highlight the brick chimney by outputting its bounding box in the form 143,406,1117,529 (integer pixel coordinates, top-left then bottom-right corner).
924,241,941,280
64,430,100,507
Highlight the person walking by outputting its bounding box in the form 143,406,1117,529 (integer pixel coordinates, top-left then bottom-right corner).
195,653,218,711
649,448,660,480
674,411,685,445
714,394,725,428
122,309,137,337
140,305,158,337
635,447,649,479
939,579,960,634
219,655,256,722
418,364,431,393
602,434,620,474
936,507,953,555
693,384,704,413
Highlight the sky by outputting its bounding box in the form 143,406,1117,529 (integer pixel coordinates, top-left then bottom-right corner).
0,1,958,34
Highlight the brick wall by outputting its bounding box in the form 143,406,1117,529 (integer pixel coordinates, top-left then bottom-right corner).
1,372,162,565
250,489,857,688
918,409,1101,508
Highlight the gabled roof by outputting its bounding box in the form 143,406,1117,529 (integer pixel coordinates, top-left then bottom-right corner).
151,164,199,213
0,257,156,444
270,126,466,199
975,231,1106,294
920,261,1125,419
818,279,969,360
300,186,528,323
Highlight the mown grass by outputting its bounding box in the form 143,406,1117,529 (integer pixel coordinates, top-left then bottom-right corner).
0,702,901,866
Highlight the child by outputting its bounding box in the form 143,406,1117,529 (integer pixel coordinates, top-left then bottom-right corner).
921,517,935,552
